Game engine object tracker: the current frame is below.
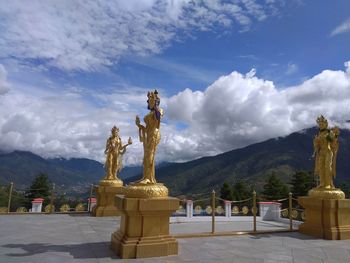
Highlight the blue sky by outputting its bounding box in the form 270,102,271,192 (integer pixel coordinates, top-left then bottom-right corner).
12,0,348,95
0,0,350,164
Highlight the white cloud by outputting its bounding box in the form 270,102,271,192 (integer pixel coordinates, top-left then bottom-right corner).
330,18,350,37
0,79,147,165
0,64,10,95
161,61,350,162
0,0,281,71
1,62,350,165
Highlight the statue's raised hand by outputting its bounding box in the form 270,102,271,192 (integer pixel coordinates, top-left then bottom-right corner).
128,137,132,145
135,115,140,127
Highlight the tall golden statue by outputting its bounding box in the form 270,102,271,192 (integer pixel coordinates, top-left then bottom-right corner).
313,115,338,189
135,90,163,184
308,115,344,199
125,90,168,198
298,116,348,240
104,126,132,182
111,90,178,258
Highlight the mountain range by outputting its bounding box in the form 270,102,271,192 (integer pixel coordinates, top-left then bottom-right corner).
0,151,141,189
128,127,350,195
1,127,350,195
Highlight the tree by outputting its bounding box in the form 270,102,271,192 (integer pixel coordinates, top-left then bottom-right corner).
0,185,8,207
0,183,26,211
290,171,316,197
232,181,251,201
339,182,350,198
220,182,233,201
262,173,289,200
25,173,51,208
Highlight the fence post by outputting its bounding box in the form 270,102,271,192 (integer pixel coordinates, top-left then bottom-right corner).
186,200,193,218
88,184,94,213
50,183,55,213
7,182,14,213
289,192,293,230
253,190,257,232
211,190,215,234
224,200,231,218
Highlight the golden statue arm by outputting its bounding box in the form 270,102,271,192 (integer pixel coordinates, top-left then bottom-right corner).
119,137,132,154
135,115,146,142
104,139,110,155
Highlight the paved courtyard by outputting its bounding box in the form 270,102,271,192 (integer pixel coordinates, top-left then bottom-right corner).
1,214,350,262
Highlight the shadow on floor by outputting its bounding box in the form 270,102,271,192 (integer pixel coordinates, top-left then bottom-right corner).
3,241,119,259
67,213,91,217
248,231,316,240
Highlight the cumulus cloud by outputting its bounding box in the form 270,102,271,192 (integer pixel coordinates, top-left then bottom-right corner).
0,64,10,95
0,85,148,165
330,18,350,37
161,61,350,162
1,62,350,165
0,0,281,71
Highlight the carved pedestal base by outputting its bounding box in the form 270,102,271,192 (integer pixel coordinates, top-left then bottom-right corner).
298,196,350,240
93,180,124,217
111,195,179,258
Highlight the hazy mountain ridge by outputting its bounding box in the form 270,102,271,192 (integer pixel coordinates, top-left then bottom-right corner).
1,127,350,195
0,151,142,188
127,127,350,196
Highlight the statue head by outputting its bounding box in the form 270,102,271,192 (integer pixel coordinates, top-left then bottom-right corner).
147,90,160,110
111,126,119,136
316,115,328,130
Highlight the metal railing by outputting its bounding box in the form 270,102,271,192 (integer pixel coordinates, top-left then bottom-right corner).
0,182,96,214
1,182,304,236
172,190,303,236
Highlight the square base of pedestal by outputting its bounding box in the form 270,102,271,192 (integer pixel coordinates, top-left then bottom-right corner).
298,197,350,240
111,230,178,259
110,196,179,259
93,185,124,217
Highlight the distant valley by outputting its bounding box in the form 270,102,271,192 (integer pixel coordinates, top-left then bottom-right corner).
1,127,350,196
0,151,142,189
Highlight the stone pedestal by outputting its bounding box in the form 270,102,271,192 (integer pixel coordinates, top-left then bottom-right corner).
31,198,44,213
186,200,193,218
299,196,350,240
224,201,231,218
259,202,281,221
94,180,124,217
111,195,179,258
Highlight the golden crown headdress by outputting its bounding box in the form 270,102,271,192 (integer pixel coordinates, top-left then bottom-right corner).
147,89,160,100
316,115,328,126
111,126,119,132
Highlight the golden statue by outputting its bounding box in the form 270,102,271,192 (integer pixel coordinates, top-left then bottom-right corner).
111,90,178,258
313,116,338,188
104,126,132,181
309,115,344,199
135,90,163,184
125,90,168,198
298,116,348,240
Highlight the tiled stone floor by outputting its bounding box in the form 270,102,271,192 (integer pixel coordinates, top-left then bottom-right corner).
0,214,349,262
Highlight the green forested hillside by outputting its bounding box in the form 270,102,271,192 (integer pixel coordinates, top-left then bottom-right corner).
0,151,141,188
126,127,350,196
2,127,350,196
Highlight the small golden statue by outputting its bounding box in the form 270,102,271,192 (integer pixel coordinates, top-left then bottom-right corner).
103,126,132,183
309,115,344,199
125,90,168,198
